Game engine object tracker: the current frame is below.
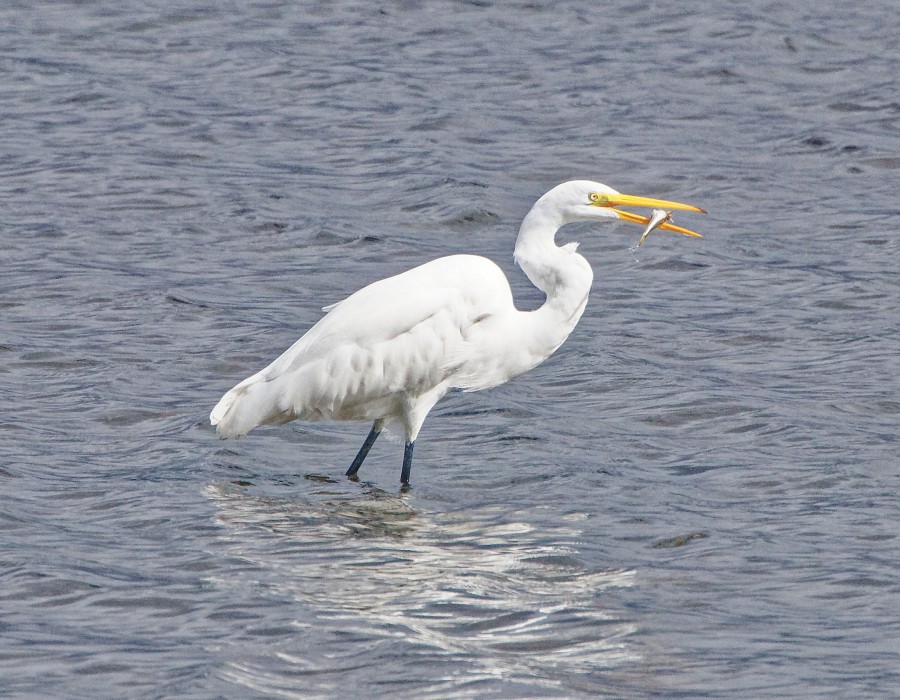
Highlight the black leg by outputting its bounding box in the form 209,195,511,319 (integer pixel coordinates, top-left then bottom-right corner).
346,422,381,477
400,441,414,485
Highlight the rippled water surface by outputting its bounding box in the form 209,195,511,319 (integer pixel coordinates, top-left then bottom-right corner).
2,1,899,697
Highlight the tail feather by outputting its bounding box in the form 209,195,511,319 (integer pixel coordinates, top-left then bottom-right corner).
210,373,292,438
209,386,240,428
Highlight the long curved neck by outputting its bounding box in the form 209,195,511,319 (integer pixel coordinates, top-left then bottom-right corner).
513,201,594,355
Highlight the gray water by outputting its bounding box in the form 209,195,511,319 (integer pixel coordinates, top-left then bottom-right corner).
2,1,898,697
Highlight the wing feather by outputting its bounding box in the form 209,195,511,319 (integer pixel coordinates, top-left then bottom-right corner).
212,254,513,435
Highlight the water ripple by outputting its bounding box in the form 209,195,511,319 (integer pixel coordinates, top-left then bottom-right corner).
2,0,899,696
206,483,635,697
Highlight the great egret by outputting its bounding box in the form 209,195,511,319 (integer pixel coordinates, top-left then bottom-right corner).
211,180,705,484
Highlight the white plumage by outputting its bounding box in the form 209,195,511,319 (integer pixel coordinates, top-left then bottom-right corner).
211,180,704,484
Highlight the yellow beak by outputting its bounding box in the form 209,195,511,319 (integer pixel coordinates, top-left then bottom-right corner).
591,192,706,238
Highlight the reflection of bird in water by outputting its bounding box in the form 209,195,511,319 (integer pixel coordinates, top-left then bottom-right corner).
210,180,705,484
205,481,640,687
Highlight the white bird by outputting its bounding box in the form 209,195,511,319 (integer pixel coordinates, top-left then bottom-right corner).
210,180,705,485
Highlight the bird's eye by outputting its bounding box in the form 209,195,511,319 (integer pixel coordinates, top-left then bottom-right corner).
588,192,603,204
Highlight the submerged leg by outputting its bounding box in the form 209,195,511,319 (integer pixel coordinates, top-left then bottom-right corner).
400,441,414,485
346,421,382,478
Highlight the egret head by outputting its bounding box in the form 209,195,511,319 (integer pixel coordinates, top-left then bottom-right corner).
541,180,706,238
